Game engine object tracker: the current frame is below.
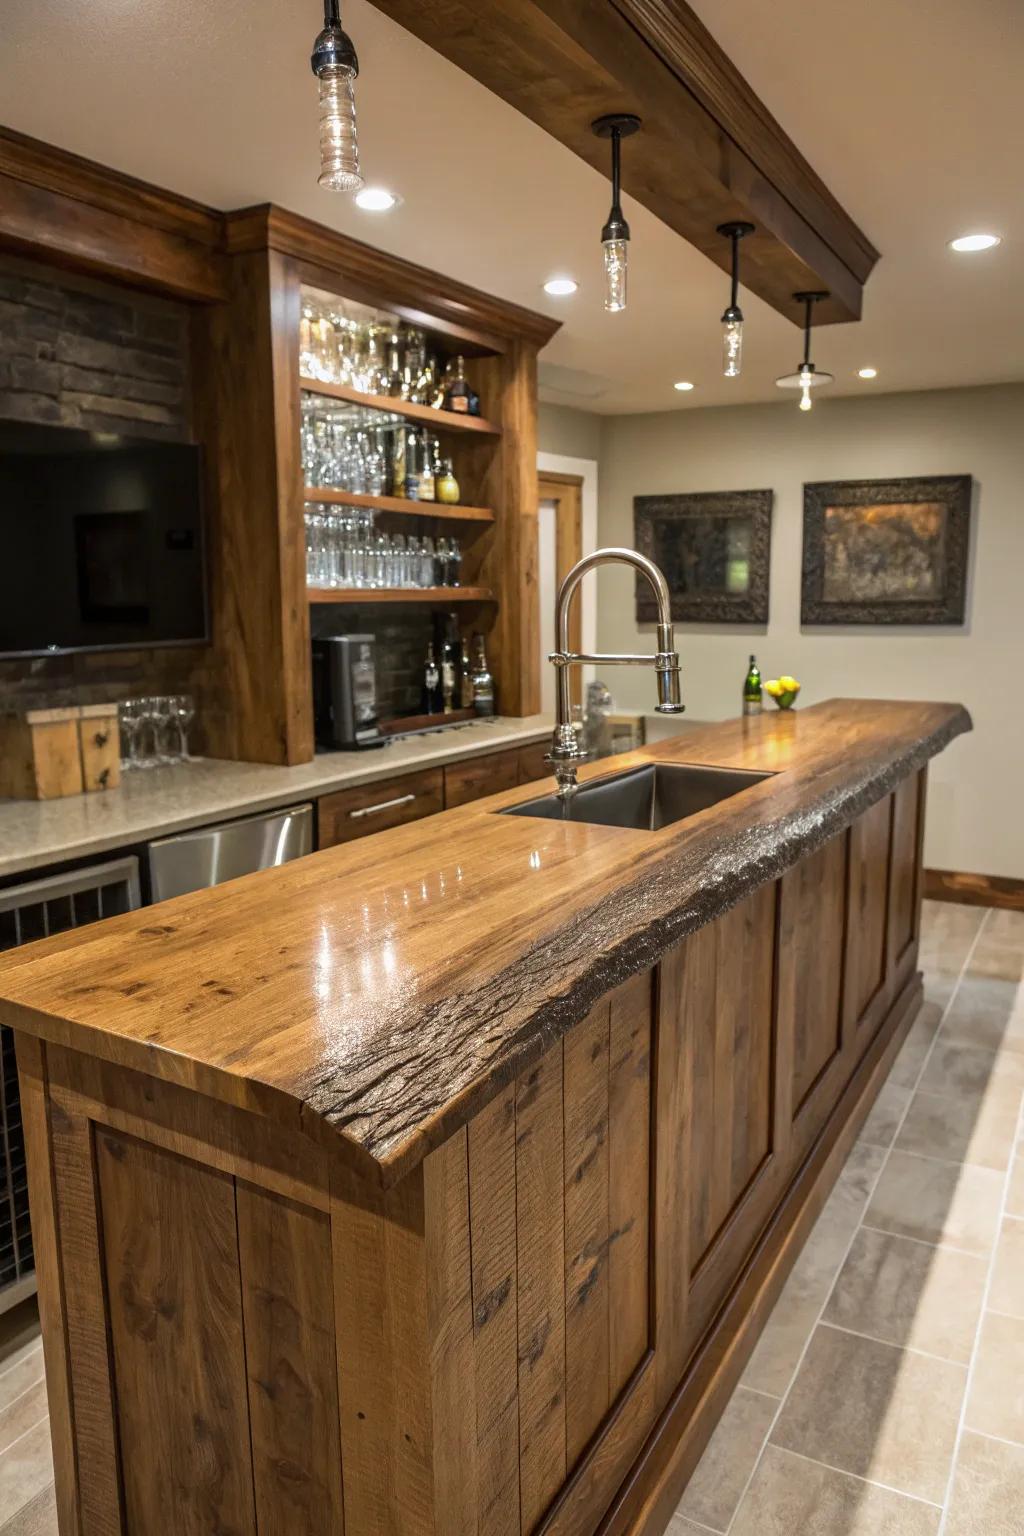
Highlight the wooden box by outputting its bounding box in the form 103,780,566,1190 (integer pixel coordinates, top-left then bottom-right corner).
0,705,121,801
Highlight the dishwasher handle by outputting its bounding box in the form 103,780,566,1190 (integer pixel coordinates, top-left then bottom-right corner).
349,792,417,820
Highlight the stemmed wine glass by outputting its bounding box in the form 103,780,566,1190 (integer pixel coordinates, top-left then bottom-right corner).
118,699,143,772
169,695,195,762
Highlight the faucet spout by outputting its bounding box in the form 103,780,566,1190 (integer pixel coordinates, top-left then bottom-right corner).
547,547,684,797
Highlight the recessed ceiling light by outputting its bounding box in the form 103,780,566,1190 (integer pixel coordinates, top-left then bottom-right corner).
857,367,878,379
543,277,578,296
949,232,1001,253
673,380,695,392
354,187,401,212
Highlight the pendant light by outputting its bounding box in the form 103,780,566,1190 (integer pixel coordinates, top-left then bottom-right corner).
776,292,833,412
591,114,641,313
717,222,754,376
311,0,363,192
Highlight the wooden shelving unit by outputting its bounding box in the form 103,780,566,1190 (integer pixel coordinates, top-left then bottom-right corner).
307,586,493,605
302,487,495,523
299,376,502,437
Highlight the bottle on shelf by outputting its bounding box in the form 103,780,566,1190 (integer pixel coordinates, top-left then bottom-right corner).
422,640,441,715
385,331,404,397
391,424,407,499
436,455,460,505
440,614,459,714
471,634,495,717
743,654,763,716
417,429,436,502
403,427,421,502
444,355,472,415
460,633,474,709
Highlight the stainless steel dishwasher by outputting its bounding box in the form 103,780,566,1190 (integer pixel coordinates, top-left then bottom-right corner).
147,803,313,902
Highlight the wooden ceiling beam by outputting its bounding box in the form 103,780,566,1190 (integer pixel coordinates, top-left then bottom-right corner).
366,0,879,325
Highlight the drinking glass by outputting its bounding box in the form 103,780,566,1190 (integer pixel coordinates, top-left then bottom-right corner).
170,694,195,761
149,696,174,765
118,699,142,772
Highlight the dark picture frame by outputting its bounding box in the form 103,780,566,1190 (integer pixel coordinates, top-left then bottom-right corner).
802,475,971,626
633,489,772,624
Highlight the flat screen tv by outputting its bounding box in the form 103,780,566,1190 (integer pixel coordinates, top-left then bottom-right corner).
0,419,207,658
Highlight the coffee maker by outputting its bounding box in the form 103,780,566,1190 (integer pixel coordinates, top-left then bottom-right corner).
312,635,384,749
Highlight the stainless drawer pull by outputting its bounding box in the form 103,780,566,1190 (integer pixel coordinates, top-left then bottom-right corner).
349,792,417,820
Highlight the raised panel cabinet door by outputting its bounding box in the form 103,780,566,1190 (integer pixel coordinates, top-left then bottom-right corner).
445,747,521,808
518,740,552,786
317,766,444,847
844,794,893,1044
888,772,922,969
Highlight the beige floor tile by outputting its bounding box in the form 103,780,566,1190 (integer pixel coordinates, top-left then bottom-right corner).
0,1482,58,1536
675,1386,777,1532
919,901,986,1007
945,1430,1024,1536
1007,1156,1024,1219
919,1034,1024,1109
824,1227,987,1363
0,1382,48,1459
741,1282,821,1398
0,1419,54,1527
864,1150,1004,1256
966,909,1024,983
943,976,1024,1056
967,1311,1024,1444
0,1347,44,1418
889,1003,944,1090
770,1323,965,1503
895,1082,1021,1171
990,1216,1024,1320
859,1082,913,1150
731,1444,941,1536
667,1518,718,1536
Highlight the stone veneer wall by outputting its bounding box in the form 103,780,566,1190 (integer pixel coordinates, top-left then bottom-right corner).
0,254,216,742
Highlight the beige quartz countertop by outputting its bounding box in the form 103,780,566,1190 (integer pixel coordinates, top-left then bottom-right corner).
0,715,551,881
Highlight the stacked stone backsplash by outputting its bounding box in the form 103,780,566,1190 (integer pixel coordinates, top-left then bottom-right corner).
310,604,439,720
0,254,215,748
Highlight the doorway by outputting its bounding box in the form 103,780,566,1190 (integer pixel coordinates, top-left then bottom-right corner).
537,471,584,716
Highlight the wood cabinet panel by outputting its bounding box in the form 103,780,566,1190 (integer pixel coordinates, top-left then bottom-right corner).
888,773,921,966
95,1130,257,1536
318,767,444,848
608,971,653,1400
445,747,521,808
518,739,552,785
845,795,893,1037
779,833,848,1129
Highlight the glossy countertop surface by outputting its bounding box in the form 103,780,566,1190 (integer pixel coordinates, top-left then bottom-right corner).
0,715,551,880
0,699,970,1185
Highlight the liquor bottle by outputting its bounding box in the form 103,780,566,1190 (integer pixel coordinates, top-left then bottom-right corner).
460,634,474,709
440,614,459,714
422,641,440,715
743,654,762,716
471,634,495,717
436,456,460,505
444,355,472,414
391,424,406,498
403,427,420,501
417,429,436,502
385,331,404,397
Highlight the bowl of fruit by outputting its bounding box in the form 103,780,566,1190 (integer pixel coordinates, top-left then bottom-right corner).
764,675,801,710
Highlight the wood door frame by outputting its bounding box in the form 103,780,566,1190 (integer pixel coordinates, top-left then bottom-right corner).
538,471,584,709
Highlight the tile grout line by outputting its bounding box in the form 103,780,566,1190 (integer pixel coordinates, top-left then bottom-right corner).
817,1318,969,1371
934,910,1020,1534
0,1341,42,1391
722,906,992,1534
760,1444,945,1510
0,1410,51,1461
858,1221,988,1260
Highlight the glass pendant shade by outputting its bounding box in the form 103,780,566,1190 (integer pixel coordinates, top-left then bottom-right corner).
799,366,814,411
603,237,628,313
318,66,362,191
722,315,743,377
776,291,832,411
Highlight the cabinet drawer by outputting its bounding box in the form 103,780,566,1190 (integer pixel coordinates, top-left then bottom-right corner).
517,739,551,785
444,747,521,808
318,768,444,848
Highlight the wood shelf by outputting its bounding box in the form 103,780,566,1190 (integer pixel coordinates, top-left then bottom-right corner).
303,487,495,523
299,376,501,436
307,586,494,605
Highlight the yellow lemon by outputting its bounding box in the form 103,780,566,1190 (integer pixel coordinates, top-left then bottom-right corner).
764,679,782,696
780,675,799,691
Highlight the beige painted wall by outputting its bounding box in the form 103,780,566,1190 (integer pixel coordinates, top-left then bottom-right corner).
538,401,603,462
596,384,1024,879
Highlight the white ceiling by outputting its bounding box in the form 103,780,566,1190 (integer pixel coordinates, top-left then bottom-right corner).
2,0,1022,414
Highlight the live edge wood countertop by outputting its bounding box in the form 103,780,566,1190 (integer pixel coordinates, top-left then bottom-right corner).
0,699,969,1188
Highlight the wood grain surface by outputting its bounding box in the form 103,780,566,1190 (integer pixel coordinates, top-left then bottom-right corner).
0,701,969,1187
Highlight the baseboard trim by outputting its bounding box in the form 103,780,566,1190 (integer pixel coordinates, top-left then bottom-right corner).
601,970,924,1536
924,868,1024,912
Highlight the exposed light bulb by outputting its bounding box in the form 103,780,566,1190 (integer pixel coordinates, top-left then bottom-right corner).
318,66,362,190
723,316,743,377
799,366,814,411
603,238,628,313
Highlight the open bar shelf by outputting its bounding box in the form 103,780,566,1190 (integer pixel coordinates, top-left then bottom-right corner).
300,376,502,436
307,586,494,605
303,487,495,523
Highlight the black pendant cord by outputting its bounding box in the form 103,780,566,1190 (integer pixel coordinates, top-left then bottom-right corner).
793,290,828,372
716,221,754,323
730,229,740,310
324,0,339,21
592,113,641,244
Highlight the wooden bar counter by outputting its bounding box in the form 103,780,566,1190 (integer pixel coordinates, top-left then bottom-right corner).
0,699,970,1536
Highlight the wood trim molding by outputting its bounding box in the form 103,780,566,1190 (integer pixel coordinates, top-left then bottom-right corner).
225,205,562,351
924,868,1024,912
366,0,879,323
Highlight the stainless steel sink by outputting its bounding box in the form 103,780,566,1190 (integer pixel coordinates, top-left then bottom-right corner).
501,761,771,832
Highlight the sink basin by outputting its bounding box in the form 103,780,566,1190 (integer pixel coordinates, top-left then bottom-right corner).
501,761,771,832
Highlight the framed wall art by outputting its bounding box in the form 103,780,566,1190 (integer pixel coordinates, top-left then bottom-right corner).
801,475,971,626
633,489,772,624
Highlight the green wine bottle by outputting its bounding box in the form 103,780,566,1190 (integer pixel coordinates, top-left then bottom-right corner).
743,654,762,716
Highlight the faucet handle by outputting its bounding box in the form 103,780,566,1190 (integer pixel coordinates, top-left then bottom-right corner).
654,621,684,714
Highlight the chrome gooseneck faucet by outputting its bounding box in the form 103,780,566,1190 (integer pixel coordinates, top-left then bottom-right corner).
548,548,685,798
